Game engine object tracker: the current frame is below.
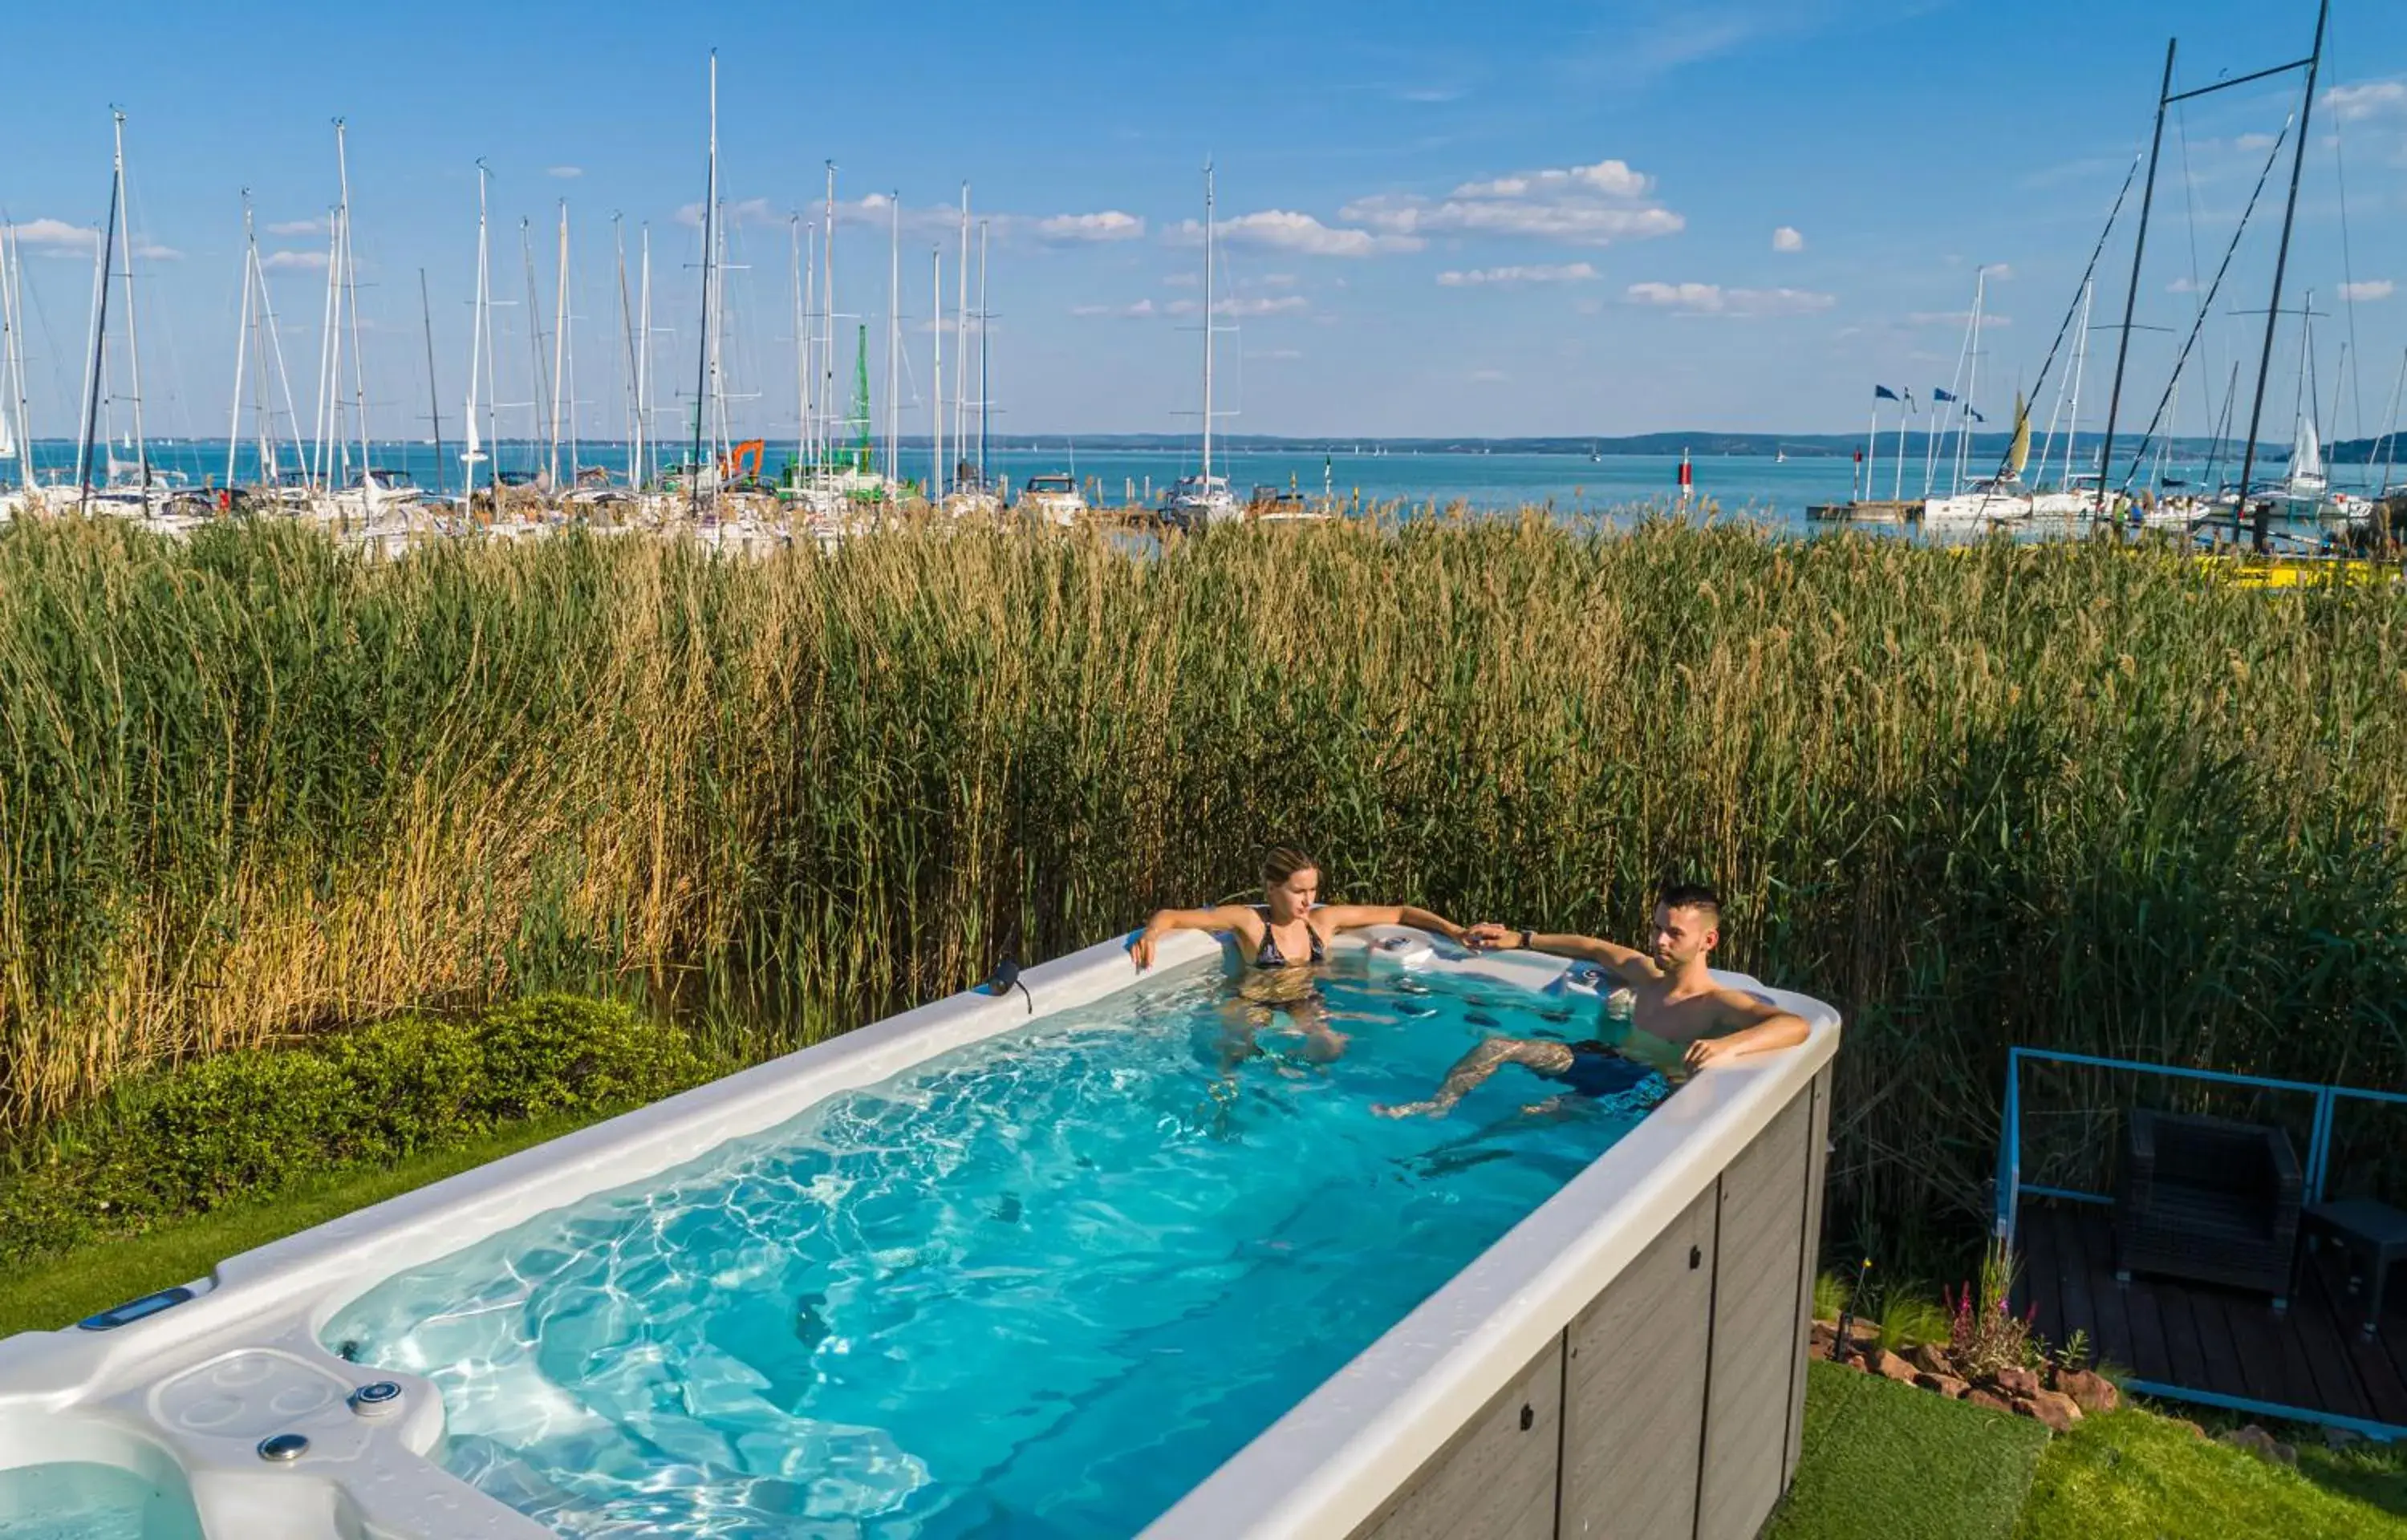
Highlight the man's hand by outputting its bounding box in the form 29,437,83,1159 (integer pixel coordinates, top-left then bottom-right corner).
1129,928,1160,970
1465,922,1522,951
1684,1035,1739,1071
1372,1098,1450,1119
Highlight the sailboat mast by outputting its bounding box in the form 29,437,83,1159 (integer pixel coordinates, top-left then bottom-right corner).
336,120,369,483
1201,160,1215,481
313,209,341,491
2,228,33,492
1954,271,1985,492
520,219,547,484
228,193,256,489
78,122,121,510
420,267,444,498
2064,278,2092,489
615,213,635,488
931,245,944,496
977,218,989,488
551,201,570,486
111,111,151,494
954,184,969,475
823,162,838,478
464,161,490,496
637,225,652,489
2243,0,2328,547
804,214,823,472
689,51,716,517
886,191,899,482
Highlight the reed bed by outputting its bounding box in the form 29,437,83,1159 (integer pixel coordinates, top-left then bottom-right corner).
4,513,2405,1248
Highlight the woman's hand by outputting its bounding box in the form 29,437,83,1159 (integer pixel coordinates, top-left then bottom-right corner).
1464,922,1521,950
1129,925,1163,970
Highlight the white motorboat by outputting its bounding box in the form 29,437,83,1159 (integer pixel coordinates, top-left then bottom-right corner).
1163,472,1241,529
1018,472,1087,527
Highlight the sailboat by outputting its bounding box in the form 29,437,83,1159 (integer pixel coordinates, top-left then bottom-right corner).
1162,162,1241,530
1923,392,2036,523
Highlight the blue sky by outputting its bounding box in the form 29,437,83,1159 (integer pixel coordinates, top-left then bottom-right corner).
4,0,2405,442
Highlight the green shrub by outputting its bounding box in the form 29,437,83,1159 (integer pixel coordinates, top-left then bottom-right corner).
0,996,720,1268
471,995,714,1124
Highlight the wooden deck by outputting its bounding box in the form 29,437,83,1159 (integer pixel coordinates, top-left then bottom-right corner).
2015,1199,2407,1431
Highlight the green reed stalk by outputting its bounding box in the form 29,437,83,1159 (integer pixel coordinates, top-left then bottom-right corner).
3,515,2404,1246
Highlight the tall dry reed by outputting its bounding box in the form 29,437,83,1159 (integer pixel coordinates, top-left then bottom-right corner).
4,513,2404,1246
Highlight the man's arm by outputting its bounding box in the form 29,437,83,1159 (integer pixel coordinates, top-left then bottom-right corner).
1682,992,1812,1068
1463,922,1656,982
1374,1035,1573,1119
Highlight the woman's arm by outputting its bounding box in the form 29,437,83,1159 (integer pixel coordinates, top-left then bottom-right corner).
1130,905,1260,969
1314,903,1467,944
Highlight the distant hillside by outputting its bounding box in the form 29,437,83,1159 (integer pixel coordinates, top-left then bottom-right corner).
969,431,2279,460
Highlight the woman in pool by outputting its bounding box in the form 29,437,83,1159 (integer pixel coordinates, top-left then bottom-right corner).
1129,847,1469,1070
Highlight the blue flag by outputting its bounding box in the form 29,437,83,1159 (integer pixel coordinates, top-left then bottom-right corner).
1933,387,1960,403
1874,384,1901,402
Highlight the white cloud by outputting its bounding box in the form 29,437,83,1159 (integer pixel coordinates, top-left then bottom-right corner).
1626,282,1834,316
1340,156,1682,248
1437,262,1601,286
2341,279,2394,302
1166,294,1309,318
1071,299,1159,318
5,217,100,253
2324,80,2407,122
2,217,177,261
1167,209,1419,257
1250,347,1305,360
1772,225,1805,253
1031,210,1145,243
676,197,777,228
1908,310,2011,329
1469,368,1509,383
2233,132,2279,153
2168,276,2202,294
547,165,582,180
1451,158,1652,200
267,216,329,237
262,249,330,271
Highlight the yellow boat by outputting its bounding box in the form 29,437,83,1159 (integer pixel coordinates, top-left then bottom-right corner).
2194,552,2397,590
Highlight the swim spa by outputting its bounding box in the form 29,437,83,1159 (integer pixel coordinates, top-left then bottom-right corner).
0,927,1838,1538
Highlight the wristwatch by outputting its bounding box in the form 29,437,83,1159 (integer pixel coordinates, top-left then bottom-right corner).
1519,928,1535,950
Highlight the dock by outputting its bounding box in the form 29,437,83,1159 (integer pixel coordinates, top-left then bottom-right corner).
2015,1198,2407,1437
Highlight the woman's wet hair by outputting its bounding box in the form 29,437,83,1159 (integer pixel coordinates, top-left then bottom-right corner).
1261,846,1321,888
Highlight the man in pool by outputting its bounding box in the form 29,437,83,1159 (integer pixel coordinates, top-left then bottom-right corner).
1374,883,1809,1119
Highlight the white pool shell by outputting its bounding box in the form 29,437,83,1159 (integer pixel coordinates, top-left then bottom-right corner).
0,927,1840,1539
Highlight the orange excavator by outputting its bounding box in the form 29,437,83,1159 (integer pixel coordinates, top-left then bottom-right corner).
719,440,765,487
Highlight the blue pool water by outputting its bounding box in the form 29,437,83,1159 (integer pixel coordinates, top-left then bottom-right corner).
326,958,1655,1538
0,1462,203,1540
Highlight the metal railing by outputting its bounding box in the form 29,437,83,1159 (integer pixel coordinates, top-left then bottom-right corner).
1994,1045,2407,1251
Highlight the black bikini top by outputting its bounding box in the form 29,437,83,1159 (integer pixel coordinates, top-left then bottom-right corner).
1252,906,1326,969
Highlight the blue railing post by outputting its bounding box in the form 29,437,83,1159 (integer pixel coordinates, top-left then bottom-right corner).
2307,1088,2334,1203
1996,1048,2023,1248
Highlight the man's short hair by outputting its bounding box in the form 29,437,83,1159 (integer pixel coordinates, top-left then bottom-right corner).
1657,882,1723,922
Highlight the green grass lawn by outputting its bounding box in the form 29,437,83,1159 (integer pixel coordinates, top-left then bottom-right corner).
1769,1360,2051,1540
2019,1408,2407,1539
1771,1359,2407,1540
0,1115,587,1339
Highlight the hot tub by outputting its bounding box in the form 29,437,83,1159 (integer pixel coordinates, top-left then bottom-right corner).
0,927,1838,1538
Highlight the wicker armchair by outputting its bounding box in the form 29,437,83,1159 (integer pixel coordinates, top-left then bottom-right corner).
2114,1110,2303,1307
